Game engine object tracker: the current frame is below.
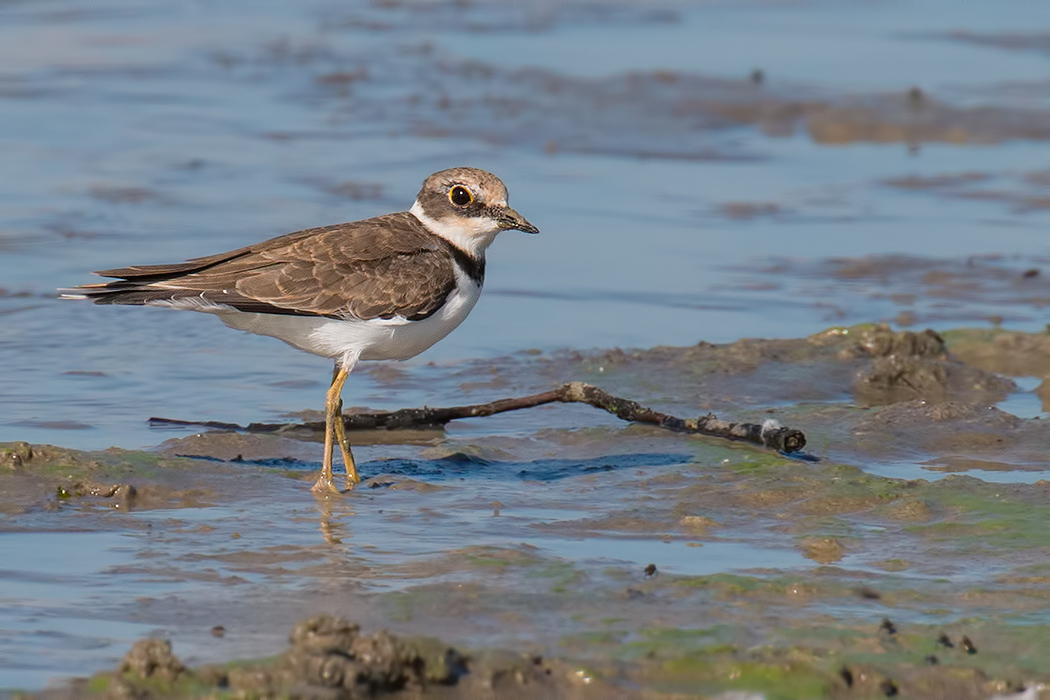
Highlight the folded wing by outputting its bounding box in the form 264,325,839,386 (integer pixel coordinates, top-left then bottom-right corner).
68,212,459,322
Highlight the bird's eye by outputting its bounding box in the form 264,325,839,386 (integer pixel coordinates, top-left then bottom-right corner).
449,186,473,206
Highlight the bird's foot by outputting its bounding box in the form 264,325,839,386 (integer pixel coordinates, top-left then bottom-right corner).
311,472,342,495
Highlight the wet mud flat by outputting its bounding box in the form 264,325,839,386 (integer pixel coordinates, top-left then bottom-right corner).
7,325,1050,699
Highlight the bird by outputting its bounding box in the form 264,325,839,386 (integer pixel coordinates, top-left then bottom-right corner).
63,167,538,494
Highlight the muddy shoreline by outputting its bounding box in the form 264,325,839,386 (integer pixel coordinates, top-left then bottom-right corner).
7,325,1050,698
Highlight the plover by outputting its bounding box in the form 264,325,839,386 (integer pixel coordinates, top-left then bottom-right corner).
64,167,538,494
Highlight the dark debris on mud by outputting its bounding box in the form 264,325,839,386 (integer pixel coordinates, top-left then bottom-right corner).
56,615,595,700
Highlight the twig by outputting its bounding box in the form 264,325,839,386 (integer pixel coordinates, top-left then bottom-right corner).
150,381,806,453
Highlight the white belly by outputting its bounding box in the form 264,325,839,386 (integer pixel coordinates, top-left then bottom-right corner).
211,277,482,366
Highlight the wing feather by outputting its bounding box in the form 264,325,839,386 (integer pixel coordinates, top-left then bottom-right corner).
71,212,463,321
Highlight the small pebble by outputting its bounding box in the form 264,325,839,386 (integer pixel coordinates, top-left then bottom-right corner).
854,586,880,600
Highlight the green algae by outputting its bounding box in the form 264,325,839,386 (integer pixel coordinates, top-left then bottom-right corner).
658,656,833,700
82,675,111,694
549,618,1050,699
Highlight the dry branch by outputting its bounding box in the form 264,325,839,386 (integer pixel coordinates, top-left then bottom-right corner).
151,381,806,454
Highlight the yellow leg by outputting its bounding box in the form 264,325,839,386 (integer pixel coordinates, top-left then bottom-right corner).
311,363,359,494
332,382,360,489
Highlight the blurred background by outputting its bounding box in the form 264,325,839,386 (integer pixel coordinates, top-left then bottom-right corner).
2,0,1050,449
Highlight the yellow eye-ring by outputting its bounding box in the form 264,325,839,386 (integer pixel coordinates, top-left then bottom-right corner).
449,185,473,206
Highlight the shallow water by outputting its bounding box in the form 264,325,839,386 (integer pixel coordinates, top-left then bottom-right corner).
3,0,1050,452
3,0,1050,693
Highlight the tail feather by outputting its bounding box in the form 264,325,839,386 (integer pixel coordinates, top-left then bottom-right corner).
61,277,325,317
59,279,185,306
61,250,243,305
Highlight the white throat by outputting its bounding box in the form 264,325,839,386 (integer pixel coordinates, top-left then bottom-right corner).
410,201,499,258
